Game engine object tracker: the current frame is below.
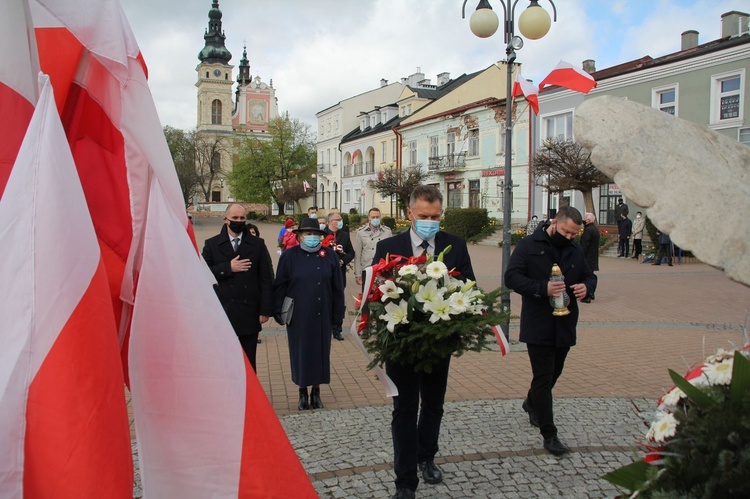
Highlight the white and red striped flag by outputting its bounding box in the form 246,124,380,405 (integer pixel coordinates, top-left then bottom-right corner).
303,179,312,191
3,0,318,496
539,60,597,94
0,74,133,498
511,71,540,114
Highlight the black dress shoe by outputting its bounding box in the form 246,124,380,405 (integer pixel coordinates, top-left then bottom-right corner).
521,399,540,427
332,331,344,341
298,388,309,411
543,435,571,456
580,297,591,303
310,387,324,409
391,488,415,499
418,460,442,484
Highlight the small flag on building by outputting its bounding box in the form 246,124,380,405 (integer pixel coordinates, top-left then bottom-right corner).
539,61,597,94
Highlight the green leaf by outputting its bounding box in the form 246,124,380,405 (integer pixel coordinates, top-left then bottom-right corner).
729,350,750,403
669,369,717,408
601,459,650,491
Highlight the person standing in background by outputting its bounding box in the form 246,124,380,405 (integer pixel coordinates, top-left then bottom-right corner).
324,212,355,341
353,208,392,287
631,212,645,260
618,213,632,258
579,212,600,303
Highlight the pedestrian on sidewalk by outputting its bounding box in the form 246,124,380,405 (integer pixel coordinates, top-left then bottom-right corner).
353,207,392,288
579,212,600,303
202,204,274,371
617,213,632,257
652,230,674,266
371,185,475,499
324,212,355,341
505,206,597,457
631,212,645,260
273,217,345,411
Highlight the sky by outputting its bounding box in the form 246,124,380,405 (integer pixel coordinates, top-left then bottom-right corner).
120,0,744,131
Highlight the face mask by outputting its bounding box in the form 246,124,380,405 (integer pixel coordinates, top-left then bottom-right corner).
309,213,317,219
370,218,381,227
550,228,572,249
414,219,440,240
336,221,343,230
302,235,321,249
227,220,246,233
636,215,642,219
319,223,326,231
532,217,537,222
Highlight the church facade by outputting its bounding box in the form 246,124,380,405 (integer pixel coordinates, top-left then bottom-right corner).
195,0,279,203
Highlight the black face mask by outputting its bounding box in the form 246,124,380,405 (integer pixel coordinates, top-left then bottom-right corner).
550,229,572,249
227,220,246,233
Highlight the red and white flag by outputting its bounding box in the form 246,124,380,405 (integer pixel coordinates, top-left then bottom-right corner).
0,74,133,498
0,0,36,198
539,60,597,94
303,179,311,191
2,0,318,496
511,71,540,114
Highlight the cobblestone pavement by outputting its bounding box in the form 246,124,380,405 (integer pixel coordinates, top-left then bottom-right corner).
128,218,750,498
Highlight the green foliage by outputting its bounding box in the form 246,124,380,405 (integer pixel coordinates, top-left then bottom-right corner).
349,207,359,215
163,126,198,206
349,213,362,227
341,213,349,228
443,208,489,239
247,211,259,220
603,350,750,498
382,216,396,230
227,116,315,213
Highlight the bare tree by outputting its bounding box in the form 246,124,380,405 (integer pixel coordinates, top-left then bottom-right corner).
163,126,198,206
275,177,313,214
194,133,230,203
372,164,430,218
532,138,611,216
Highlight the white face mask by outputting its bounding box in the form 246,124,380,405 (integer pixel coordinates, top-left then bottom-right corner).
636,215,642,219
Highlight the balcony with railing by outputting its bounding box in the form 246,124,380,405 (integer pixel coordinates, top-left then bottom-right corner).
353,161,363,176
343,164,353,177
365,160,374,174
317,163,331,174
427,152,466,173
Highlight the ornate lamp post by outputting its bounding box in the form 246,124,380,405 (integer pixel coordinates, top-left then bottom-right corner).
461,0,557,338
311,173,318,210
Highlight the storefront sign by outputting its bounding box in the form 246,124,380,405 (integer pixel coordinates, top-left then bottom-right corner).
444,173,461,181
481,168,504,177
608,183,621,195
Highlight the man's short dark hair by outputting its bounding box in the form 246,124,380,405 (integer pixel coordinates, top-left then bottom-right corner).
368,207,381,215
555,206,583,225
409,185,443,208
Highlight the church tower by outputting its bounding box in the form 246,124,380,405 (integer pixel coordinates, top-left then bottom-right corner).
232,45,279,133
196,0,233,134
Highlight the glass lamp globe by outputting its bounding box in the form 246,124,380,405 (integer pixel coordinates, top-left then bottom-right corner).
518,2,551,40
548,263,571,316
470,7,499,38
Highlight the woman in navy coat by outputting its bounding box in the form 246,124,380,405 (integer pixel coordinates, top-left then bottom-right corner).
273,217,345,410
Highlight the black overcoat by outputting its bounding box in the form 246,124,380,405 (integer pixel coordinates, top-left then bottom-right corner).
371,230,475,281
324,228,355,284
579,222,600,272
505,224,597,347
202,225,274,337
273,245,345,386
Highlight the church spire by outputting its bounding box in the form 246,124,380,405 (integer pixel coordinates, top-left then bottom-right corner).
198,0,232,64
237,44,251,85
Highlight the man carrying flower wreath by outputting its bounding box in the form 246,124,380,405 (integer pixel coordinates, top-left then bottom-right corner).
370,185,475,499
505,206,597,457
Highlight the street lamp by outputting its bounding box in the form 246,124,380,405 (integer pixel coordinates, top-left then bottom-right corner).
461,0,557,339
311,173,318,210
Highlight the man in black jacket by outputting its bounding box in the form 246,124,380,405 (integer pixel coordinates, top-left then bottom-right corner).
371,185,475,499
579,212,600,303
324,212,355,341
505,206,596,456
202,204,274,371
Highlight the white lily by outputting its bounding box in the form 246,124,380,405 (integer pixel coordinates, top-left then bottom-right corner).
378,280,404,302
414,279,445,304
424,297,452,323
383,300,409,332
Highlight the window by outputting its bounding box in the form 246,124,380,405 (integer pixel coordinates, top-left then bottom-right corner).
429,136,438,159
211,99,222,125
391,139,396,161
381,141,386,162
408,141,417,166
710,70,745,127
498,129,506,155
345,190,351,202
543,111,574,141
446,132,455,156
653,85,678,116
407,104,412,115
469,180,480,208
468,129,479,156
740,127,750,146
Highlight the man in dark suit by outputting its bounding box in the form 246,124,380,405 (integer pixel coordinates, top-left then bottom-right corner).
202,204,274,371
579,212,600,303
505,206,596,457
324,212,355,341
371,185,475,499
